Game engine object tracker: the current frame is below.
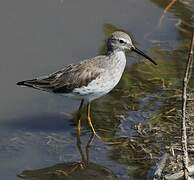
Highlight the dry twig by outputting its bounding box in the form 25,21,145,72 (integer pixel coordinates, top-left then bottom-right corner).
181,31,194,179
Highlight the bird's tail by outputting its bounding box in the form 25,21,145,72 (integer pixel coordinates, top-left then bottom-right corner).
17,81,25,86
17,80,35,88
17,78,53,92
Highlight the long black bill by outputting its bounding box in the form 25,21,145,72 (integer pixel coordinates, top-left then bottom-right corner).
132,47,157,65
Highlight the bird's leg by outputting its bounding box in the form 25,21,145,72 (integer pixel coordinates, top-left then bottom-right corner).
77,99,84,136
86,103,101,140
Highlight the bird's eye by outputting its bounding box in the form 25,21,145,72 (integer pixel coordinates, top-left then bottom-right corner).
119,39,125,44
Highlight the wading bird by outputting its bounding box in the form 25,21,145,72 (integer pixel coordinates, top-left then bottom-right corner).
17,31,157,139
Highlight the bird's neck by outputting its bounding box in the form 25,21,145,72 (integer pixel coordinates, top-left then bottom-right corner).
107,48,126,59
106,43,126,64
107,45,125,54
107,44,121,55
107,49,126,67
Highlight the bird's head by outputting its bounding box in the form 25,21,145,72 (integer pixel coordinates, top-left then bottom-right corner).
107,31,157,65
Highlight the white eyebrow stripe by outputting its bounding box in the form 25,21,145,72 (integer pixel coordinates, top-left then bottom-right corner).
118,38,129,44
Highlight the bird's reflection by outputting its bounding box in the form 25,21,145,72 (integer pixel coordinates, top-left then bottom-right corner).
18,133,115,180
76,132,94,166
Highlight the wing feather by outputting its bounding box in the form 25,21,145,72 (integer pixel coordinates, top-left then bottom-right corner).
17,61,103,93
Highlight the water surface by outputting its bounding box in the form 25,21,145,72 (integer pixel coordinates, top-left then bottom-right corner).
0,0,193,179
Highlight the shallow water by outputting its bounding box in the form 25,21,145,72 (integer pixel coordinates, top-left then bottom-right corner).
0,0,193,179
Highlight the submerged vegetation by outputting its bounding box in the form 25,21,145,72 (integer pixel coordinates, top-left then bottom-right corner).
0,0,193,180
93,0,194,179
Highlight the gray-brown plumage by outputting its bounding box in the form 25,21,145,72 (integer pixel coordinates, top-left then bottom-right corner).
17,56,106,94
17,31,157,139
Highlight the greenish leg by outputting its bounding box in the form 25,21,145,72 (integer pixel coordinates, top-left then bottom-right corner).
77,99,84,136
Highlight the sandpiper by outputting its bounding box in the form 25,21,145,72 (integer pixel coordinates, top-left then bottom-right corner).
17,31,157,139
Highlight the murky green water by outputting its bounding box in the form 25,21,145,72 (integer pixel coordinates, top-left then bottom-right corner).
0,0,193,179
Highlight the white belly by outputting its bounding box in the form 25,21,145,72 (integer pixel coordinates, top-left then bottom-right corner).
72,51,126,101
